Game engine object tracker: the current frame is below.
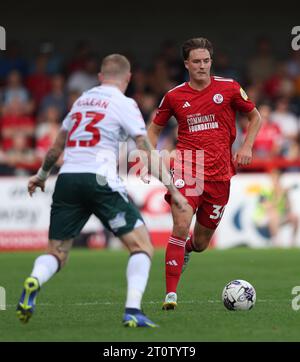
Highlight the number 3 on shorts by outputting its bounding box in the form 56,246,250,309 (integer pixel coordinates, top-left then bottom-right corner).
209,205,225,220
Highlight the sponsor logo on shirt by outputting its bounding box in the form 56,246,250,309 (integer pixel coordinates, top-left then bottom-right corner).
186,113,218,133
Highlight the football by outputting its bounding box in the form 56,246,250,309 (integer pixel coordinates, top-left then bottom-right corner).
222,279,256,311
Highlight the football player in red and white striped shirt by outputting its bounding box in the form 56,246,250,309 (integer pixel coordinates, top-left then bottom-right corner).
148,37,262,310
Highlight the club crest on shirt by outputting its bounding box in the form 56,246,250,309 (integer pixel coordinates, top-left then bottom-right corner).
174,179,185,189
240,87,248,100
213,93,223,104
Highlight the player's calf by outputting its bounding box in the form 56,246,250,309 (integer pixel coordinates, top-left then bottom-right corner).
120,225,154,258
16,252,61,323
192,222,215,252
47,239,73,268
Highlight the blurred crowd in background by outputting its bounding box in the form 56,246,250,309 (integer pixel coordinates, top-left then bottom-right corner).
1,37,300,176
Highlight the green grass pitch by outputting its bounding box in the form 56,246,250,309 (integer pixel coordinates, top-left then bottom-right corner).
0,248,300,341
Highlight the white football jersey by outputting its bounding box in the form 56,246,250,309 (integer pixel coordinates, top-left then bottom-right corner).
59,84,146,181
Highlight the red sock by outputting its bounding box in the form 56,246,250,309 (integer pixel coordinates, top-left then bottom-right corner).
185,235,195,253
165,235,186,294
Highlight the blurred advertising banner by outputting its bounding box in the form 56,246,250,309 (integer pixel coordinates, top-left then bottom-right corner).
0,174,299,250
215,173,300,248
0,176,172,250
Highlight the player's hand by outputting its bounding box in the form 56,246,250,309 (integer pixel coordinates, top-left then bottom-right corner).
233,144,252,167
28,175,46,197
171,190,189,212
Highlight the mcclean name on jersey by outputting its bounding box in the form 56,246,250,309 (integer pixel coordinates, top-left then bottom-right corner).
75,98,110,108
186,113,218,132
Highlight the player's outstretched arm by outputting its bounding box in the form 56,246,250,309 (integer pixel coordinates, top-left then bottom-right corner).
233,108,262,166
135,135,188,211
138,122,164,183
147,122,164,149
28,129,67,197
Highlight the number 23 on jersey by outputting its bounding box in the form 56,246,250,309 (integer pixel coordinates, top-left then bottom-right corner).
66,111,105,147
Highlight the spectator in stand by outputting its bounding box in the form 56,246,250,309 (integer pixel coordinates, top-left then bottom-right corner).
263,62,294,101
66,41,93,74
285,52,300,116
126,65,149,97
39,73,68,118
244,83,263,106
270,97,299,158
26,54,52,106
134,92,158,124
1,70,34,115
35,105,62,167
0,40,28,82
158,40,186,84
251,103,283,159
286,51,300,80
247,36,277,84
67,55,99,94
38,41,64,75
147,57,177,97
0,96,35,152
213,51,241,81
2,132,38,175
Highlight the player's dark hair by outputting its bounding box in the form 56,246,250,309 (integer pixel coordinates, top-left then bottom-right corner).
182,38,213,60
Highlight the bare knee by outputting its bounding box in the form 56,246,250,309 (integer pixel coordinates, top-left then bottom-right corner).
171,202,194,240
173,221,190,240
47,239,73,268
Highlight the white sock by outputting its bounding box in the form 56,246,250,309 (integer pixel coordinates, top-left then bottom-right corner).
31,254,59,287
125,253,151,310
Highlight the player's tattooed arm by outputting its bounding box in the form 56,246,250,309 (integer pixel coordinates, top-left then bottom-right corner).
135,135,176,193
42,129,68,172
136,135,154,153
28,129,68,196
135,135,188,211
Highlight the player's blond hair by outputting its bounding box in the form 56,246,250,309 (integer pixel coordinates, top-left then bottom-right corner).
101,54,131,79
182,38,213,60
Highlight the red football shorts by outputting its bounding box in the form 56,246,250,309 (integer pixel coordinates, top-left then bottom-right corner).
165,178,231,229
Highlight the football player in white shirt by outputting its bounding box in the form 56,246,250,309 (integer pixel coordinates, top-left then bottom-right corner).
17,54,188,328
